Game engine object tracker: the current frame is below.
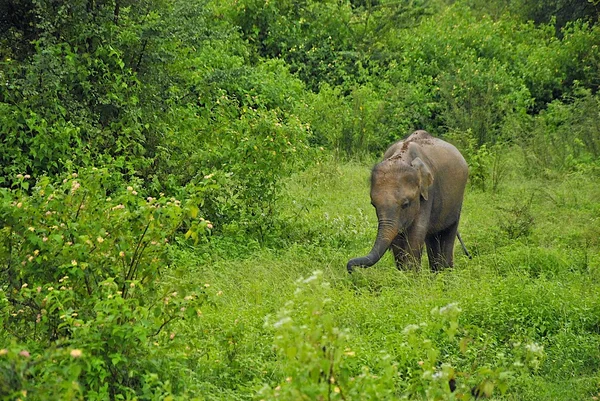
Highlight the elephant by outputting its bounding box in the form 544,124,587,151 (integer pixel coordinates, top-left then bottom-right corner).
347,130,468,273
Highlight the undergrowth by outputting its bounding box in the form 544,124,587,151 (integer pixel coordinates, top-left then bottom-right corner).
157,154,600,400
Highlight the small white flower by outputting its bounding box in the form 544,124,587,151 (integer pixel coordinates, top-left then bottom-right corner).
273,317,292,328
402,324,420,335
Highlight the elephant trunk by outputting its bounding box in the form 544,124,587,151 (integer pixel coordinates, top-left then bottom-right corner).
347,219,399,273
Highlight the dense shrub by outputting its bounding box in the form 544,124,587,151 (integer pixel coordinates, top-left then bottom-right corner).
152,89,312,237
223,0,362,91
2,0,600,398
0,0,314,240
516,89,600,175
459,0,599,29
0,169,211,397
0,0,178,180
299,83,390,154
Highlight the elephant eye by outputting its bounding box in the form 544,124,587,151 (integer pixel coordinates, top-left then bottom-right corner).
401,200,410,209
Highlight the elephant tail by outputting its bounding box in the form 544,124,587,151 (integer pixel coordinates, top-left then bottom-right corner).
457,231,472,260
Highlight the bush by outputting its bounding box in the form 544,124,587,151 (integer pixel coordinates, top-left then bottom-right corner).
257,271,544,400
259,271,400,400
153,95,312,240
436,56,531,146
223,0,360,91
445,129,511,192
0,0,178,181
516,89,600,175
299,83,389,155
0,168,211,398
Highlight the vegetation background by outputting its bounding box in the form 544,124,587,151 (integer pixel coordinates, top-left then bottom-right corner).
1,0,599,399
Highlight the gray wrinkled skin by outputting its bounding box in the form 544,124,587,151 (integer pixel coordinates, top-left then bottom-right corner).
347,130,468,273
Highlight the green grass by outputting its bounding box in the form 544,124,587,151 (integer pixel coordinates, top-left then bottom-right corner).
165,156,600,400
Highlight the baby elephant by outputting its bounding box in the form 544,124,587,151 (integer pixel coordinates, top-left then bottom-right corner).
347,130,468,273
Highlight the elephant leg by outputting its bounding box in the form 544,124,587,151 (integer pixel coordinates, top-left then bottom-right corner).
425,234,444,272
391,232,423,270
439,221,460,268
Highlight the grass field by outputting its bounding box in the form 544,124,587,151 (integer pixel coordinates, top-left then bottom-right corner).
161,155,600,400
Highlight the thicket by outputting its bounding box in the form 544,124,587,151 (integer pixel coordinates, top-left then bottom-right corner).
1,0,599,398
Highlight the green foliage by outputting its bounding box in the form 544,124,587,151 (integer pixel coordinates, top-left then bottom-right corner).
459,0,599,29
497,195,536,240
0,0,179,180
0,169,211,398
259,270,396,400
384,6,536,141
0,0,313,241
517,89,600,175
445,129,510,193
3,0,600,178
154,90,311,238
299,83,389,155
397,301,539,400
257,271,544,400
436,56,531,145
0,344,84,400
518,21,600,111
223,0,360,91
0,43,145,179
2,0,600,399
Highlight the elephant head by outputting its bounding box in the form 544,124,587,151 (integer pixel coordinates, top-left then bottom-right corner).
347,157,433,273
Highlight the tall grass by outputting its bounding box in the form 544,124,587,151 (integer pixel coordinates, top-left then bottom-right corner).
162,154,600,400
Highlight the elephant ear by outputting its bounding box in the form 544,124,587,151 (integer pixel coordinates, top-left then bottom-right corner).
411,157,434,200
